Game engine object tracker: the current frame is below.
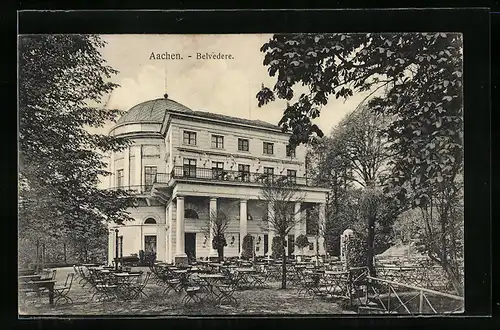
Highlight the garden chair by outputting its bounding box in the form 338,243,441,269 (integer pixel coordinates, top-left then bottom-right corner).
92,272,119,302
127,272,151,299
297,271,321,297
54,273,74,305
180,273,210,305
215,274,239,306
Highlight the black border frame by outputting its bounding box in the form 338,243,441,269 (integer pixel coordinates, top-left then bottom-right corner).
11,7,491,329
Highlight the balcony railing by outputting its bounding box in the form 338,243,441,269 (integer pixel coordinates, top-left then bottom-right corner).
106,185,153,194
154,166,311,186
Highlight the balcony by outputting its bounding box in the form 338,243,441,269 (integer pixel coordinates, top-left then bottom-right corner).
106,185,154,194
154,166,311,186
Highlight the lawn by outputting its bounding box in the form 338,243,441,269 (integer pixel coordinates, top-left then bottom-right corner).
19,267,351,316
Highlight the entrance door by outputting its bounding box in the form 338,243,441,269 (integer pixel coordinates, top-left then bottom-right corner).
185,233,196,262
288,235,295,257
144,235,157,253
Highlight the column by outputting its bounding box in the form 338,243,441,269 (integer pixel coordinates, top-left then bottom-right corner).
134,145,142,192
209,197,218,259
167,203,173,263
267,202,274,257
318,203,326,255
124,147,130,189
175,196,187,263
108,229,115,266
239,199,248,256
294,202,302,255
157,218,166,263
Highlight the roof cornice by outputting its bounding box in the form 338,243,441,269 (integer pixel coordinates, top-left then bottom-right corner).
166,110,289,135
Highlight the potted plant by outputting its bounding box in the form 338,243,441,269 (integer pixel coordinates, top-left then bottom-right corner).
241,234,254,260
294,234,310,262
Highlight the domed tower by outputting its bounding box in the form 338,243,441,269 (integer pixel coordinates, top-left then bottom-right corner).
107,95,193,265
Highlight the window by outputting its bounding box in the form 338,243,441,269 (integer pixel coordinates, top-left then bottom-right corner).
144,218,157,224
263,167,274,182
286,144,296,157
212,161,224,179
144,235,157,253
183,131,197,145
183,158,197,177
238,138,249,152
185,209,199,219
117,169,124,188
309,242,314,251
306,208,319,235
211,135,224,149
263,142,274,155
238,164,250,182
287,169,297,184
144,166,157,188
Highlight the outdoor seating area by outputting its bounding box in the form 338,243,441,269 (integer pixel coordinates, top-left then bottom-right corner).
18,255,464,316
18,257,365,315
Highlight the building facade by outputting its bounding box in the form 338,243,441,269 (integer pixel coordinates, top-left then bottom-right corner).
107,95,329,264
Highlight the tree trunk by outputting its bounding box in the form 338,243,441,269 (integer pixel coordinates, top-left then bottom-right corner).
315,235,320,267
445,266,464,296
218,246,224,263
281,236,287,289
367,215,376,277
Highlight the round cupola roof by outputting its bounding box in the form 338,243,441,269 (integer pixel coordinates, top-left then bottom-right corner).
116,97,193,125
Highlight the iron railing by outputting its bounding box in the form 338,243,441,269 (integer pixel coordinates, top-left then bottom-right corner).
154,166,310,185
106,185,153,194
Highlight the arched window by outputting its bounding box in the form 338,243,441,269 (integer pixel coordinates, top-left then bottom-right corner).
144,218,157,224
185,209,199,219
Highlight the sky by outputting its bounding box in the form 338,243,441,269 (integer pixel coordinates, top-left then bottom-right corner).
94,34,377,136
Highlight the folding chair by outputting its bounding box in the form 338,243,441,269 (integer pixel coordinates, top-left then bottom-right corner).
54,273,74,305
181,285,203,305
216,276,238,306
128,272,151,299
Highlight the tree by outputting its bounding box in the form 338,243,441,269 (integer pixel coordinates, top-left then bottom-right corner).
257,33,463,291
308,105,399,273
18,35,136,264
203,209,230,263
294,234,309,258
241,235,254,260
260,179,305,289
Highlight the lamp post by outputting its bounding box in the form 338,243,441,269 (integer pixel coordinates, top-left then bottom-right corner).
115,228,119,270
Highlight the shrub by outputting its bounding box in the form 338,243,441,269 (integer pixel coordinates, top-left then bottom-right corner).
241,234,254,259
345,231,369,269
271,236,283,259
295,234,310,254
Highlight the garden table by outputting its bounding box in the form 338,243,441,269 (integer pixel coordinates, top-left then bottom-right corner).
113,273,143,299
20,280,56,305
235,268,258,289
197,273,226,302
19,269,36,276
19,274,42,282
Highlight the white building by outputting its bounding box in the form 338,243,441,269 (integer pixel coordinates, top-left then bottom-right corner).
107,95,329,264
